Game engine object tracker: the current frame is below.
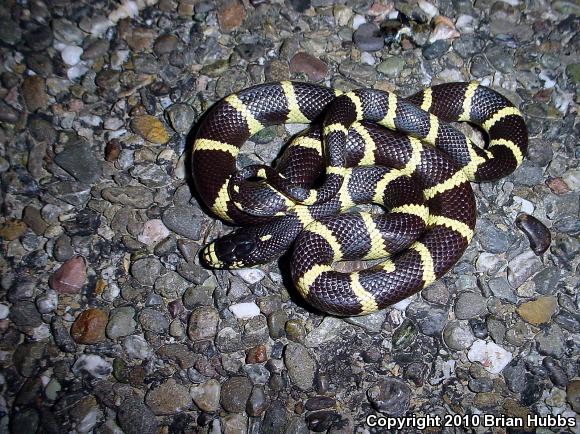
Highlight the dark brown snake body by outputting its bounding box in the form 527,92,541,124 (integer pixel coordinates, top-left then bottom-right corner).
192,81,528,316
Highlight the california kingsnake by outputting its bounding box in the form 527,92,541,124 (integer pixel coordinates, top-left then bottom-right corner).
192,81,527,316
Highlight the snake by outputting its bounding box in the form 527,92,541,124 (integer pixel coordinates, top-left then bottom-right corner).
192,81,528,316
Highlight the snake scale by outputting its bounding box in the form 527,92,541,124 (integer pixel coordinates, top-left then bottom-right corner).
192,81,528,316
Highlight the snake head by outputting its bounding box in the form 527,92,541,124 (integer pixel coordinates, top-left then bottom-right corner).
201,230,257,269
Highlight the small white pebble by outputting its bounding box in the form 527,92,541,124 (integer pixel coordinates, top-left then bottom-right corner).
0,304,9,320
467,340,513,374
352,14,366,30
360,52,376,65
234,268,265,284
418,0,439,19
456,14,476,33
229,302,261,320
61,45,83,65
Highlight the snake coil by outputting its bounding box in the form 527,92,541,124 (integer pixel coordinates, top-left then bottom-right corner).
192,81,527,316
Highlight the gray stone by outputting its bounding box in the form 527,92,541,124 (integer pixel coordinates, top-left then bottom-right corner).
507,251,541,288
367,378,411,417
10,301,42,328
102,186,154,209
476,218,513,253
166,103,195,133
305,317,343,347
0,17,22,45
407,302,448,336
13,342,46,377
377,57,405,77
422,40,450,60
162,206,204,240
117,397,159,434
353,23,384,52
54,139,102,184
443,321,476,350
155,270,190,298
455,292,487,319
139,308,169,334
106,306,136,339
344,310,386,333
284,343,316,391
183,286,214,308
535,324,566,358
131,257,165,287
487,277,517,302
263,400,288,433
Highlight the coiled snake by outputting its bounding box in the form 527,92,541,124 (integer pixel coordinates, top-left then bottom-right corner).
192,81,527,316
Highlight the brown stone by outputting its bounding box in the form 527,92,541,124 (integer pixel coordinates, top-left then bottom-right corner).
125,26,157,51
105,140,121,162
217,0,246,32
546,177,571,195
22,75,48,112
0,219,27,241
246,344,267,364
70,308,108,344
289,52,328,82
131,115,170,144
517,296,557,325
49,256,87,294
567,380,580,413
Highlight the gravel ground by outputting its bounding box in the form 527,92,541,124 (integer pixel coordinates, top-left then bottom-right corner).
0,0,579,433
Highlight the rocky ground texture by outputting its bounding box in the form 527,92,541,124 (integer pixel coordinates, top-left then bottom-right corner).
0,0,579,432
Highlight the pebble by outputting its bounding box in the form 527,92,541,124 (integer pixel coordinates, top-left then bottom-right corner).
443,321,476,350
72,354,112,379
221,376,253,413
289,52,328,82
229,302,261,320
407,302,448,337
117,397,159,434
515,214,551,255
22,75,48,112
166,103,195,133
467,340,513,374
217,0,246,32
345,310,386,333
507,250,541,288
517,296,557,325
54,139,102,184
49,256,87,294
247,385,267,416
131,115,170,144
305,317,343,347
61,45,84,65
234,268,265,284
262,401,288,433
191,379,221,412
567,380,580,413
145,378,192,415
455,292,487,319
353,23,384,52
535,324,566,358
137,219,170,245
36,290,58,314
285,343,316,391
123,335,152,359
188,306,219,341
422,40,450,60
106,306,136,339
139,308,170,333
162,206,203,240
71,308,108,344
50,316,76,353
222,414,248,434
367,379,411,416
376,57,405,77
